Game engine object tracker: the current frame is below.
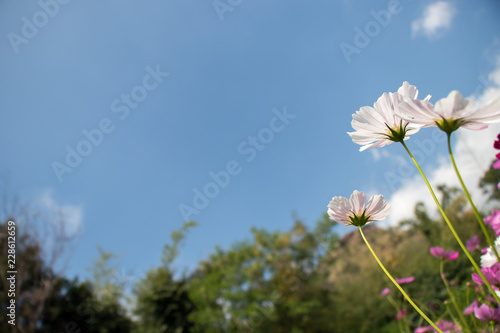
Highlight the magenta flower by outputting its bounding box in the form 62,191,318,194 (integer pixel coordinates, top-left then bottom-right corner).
463,300,479,315
414,319,459,333
493,134,500,169
472,265,500,285
429,246,459,260
395,276,414,284
484,210,500,235
465,235,481,251
395,309,406,320
491,133,500,168
380,287,390,297
436,319,460,332
474,303,500,323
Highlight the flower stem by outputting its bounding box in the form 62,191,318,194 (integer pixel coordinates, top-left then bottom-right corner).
466,284,479,332
386,295,411,333
440,260,471,333
400,141,500,303
358,226,443,333
446,133,500,264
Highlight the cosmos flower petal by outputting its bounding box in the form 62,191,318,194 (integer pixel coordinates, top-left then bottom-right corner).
397,81,418,100
398,89,500,131
464,95,500,125
430,246,445,258
435,90,473,119
481,236,500,268
464,300,479,315
397,99,437,125
474,304,500,323
380,288,390,296
350,190,367,216
348,82,424,151
395,276,414,284
366,195,391,221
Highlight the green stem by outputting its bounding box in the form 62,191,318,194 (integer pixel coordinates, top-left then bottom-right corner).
446,133,500,264
386,295,411,333
358,226,443,333
466,284,479,332
397,316,405,333
400,141,500,303
440,260,471,333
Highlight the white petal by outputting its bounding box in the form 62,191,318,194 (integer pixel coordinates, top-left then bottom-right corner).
350,190,367,216
397,99,437,126
328,197,352,226
434,90,474,119
397,81,418,100
366,195,391,221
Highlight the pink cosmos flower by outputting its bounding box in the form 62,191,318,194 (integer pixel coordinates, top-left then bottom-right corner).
398,90,500,134
465,235,481,251
474,303,500,323
472,264,500,286
463,300,479,315
380,287,390,297
494,134,500,168
327,190,391,227
395,276,414,284
495,133,500,150
484,210,500,236
348,82,428,151
395,309,406,320
429,246,459,260
436,319,460,332
414,319,459,333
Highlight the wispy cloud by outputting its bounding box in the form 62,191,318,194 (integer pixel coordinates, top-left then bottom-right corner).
411,1,457,39
38,189,83,237
369,148,390,162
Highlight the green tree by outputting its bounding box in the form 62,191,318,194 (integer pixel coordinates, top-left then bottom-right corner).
0,219,133,333
133,221,197,333
480,160,500,202
188,218,339,333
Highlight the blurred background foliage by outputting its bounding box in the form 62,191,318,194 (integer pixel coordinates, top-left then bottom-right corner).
1,161,499,333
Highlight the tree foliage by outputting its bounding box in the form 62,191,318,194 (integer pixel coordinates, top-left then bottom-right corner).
1,164,497,332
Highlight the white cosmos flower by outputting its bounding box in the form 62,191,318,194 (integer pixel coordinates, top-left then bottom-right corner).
327,190,391,227
481,236,500,268
348,82,429,151
397,90,500,133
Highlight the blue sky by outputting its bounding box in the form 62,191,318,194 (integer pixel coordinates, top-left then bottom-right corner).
1,0,500,282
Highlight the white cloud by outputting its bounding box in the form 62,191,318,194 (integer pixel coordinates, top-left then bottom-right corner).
385,124,500,226
489,54,500,87
369,148,390,161
412,1,457,39
38,189,83,237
